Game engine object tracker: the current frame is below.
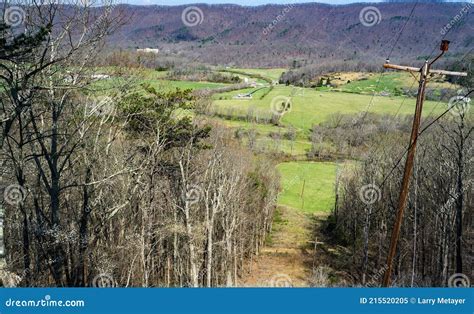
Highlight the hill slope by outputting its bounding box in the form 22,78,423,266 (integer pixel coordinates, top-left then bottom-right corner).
109,2,473,67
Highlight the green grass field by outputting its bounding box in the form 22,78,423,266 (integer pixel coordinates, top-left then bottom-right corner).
212,86,272,100
212,118,311,155
87,67,459,221
89,68,230,93
277,162,337,213
231,68,286,81
333,72,458,95
93,77,227,92
209,71,457,217
145,79,227,91
211,82,451,159
213,85,445,133
87,67,455,164
339,73,408,94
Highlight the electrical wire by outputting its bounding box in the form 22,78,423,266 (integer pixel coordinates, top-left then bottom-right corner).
380,89,473,188
357,1,420,125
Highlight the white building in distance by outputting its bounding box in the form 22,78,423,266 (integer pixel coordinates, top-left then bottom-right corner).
137,48,160,54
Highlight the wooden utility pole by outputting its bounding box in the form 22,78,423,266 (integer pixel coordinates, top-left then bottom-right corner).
301,179,306,210
382,40,467,287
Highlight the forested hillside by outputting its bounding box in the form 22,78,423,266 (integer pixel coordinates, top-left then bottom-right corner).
105,2,473,67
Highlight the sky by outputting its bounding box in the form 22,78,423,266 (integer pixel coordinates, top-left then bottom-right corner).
131,0,384,6
124,0,465,6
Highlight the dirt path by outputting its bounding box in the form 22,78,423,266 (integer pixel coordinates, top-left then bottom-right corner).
239,205,327,287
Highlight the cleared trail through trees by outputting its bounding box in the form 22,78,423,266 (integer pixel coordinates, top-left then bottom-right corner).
240,205,331,287
239,161,348,287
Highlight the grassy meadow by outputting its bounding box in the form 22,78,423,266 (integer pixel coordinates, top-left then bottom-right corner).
212,85,445,132
277,162,337,213
93,67,457,215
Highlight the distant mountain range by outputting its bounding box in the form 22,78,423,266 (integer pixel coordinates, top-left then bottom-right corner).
107,2,473,67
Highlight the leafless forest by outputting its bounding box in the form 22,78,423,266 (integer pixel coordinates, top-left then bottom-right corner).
0,0,472,288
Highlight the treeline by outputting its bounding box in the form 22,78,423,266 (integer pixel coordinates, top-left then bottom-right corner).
104,51,244,84
103,50,179,71
279,61,380,87
327,112,473,287
167,66,242,84
280,56,473,90
309,113,413,160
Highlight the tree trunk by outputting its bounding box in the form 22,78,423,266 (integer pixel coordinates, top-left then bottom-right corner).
206,215,214,287
455,119,464,274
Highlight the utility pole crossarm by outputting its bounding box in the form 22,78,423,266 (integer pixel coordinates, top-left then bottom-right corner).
384,63,468,77
430,69,468,77
383,63,420,73
382,40,468,288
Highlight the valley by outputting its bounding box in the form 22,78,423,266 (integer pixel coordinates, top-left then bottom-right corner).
1,1,471,290
86,64,465,286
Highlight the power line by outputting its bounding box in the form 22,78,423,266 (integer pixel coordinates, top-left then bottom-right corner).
386,1,419,60
422,47,473,124
380,89,473,188
426,2,473,61
380,41,467,287
393,79,418,118
419,90,473,135
378,40,473,188
356,1,420,125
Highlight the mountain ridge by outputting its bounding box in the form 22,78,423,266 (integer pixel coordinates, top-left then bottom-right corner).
107,2,473,67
